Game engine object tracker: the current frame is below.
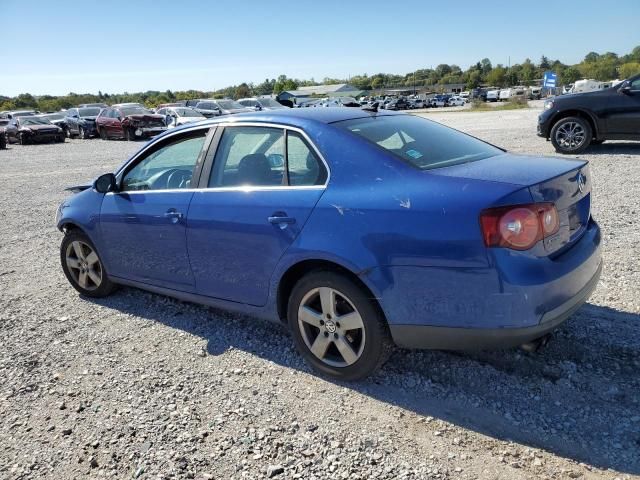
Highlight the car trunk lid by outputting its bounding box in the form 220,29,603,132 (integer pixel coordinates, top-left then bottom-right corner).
430,153,591,253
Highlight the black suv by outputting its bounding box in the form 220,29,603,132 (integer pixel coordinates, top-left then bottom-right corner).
537,74,640,154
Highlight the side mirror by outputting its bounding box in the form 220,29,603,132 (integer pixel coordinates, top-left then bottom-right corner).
94,173,117,193
620,85,633,95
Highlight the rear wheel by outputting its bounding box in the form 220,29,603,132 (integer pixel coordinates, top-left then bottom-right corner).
550,116,592,154
60,230,116,298
288,271,392,381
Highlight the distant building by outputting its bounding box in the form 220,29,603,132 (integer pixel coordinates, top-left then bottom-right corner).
277,83,362,102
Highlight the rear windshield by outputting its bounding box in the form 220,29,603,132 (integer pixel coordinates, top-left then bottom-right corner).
335,114,501,170
79,108,100,116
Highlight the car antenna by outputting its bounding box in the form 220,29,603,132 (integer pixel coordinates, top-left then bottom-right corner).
361,101,379,113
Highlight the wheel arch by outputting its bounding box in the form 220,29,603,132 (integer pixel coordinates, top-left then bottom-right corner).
275,259,386,325
549,109,599,139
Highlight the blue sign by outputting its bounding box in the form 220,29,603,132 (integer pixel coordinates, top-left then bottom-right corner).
543,71,557,88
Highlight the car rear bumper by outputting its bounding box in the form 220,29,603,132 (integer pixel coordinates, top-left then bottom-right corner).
390,259,602,350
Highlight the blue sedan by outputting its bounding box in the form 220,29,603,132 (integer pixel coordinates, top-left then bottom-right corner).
56,108,602,380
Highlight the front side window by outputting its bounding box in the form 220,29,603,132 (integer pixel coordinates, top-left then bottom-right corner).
335,115,501,170
209,127,285,187
122,131,207,191
630,77,640,91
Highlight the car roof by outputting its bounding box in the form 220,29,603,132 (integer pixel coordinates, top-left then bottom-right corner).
214,107,403,125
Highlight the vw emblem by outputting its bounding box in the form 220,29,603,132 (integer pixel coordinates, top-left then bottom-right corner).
577,171,586,193
325,320,337,333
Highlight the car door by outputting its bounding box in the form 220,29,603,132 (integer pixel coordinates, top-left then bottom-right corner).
606,77,640,136
186,125,328,306
99,127,213,291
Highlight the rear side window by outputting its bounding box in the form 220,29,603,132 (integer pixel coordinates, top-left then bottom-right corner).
335,115,501,170
287,132,327,186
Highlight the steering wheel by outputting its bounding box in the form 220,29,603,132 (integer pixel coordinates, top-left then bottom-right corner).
165,169,192,189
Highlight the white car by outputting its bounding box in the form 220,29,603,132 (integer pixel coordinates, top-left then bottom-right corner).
156,106,206,129
499,89,512,101
429,98,446,108
447,96,465,107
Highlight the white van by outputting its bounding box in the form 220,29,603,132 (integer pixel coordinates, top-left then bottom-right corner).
486,89,500,102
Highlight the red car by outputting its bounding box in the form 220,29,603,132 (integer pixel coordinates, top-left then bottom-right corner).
96,105,167,140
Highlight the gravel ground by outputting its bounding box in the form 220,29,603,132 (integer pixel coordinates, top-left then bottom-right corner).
1,106,639,480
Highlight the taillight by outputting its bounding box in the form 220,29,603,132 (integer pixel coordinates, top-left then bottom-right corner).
480,203,559,251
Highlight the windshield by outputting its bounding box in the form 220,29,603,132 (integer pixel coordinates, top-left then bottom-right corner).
258,98,284,108
20,117,52,126
335,115,502,170
43,113,65,120
121,106,152,116
217,100,246,110
79,108,100,117
196,102,217,110
173,107,204,118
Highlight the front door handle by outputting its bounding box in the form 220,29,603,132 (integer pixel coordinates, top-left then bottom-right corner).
268,213,296,229
164,209,183,224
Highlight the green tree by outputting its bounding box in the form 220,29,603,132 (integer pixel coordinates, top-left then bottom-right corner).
561,67,581,85
486,66,506,87
619,62,640,79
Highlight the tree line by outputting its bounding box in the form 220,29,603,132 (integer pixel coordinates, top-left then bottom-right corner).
1,46,639,112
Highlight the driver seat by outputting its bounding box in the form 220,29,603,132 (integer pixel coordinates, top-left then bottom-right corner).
237,153,273,185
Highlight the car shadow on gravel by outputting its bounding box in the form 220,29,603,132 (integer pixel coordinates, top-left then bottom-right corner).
89,290,640,474
585,142,640,155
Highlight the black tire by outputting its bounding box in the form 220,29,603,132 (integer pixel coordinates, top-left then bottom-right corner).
60,230,116,298
99,128,107,140
125,127,136,141
55,135,65,143
19,133,30,145
0,133,6,149
550,116,592,154
79,126,87,139
287,271,392,381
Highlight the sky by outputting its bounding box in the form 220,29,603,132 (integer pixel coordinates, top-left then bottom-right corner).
1,0,639,97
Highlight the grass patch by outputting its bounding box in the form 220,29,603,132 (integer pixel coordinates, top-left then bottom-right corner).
471,98,530,111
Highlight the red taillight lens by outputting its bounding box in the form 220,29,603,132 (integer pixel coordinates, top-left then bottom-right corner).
480,203,559,251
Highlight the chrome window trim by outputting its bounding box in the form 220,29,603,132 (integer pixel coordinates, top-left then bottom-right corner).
113,121,331,192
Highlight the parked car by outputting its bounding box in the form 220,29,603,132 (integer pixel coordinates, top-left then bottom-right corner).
4,110,37,119
528,87,542,100
39,112,68,133
95,105,167,140
5,116,64,144
78,103,108,109
156,106,205,128
238,97,288,111
429,97,447,108
65,107,101,139
156,102,186,110
384,98,411,110
537,73,640,154
0,118,8,149
190,100,222,118
56,108,601,380
459,91,470,102
447,96,465,107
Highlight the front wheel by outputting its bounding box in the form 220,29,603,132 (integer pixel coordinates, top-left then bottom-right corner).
60,230,116,297
99,128,107,140
287,271,392,381
19,133,30,145
79,126,87,139
125,127,137,141
550,116,592,154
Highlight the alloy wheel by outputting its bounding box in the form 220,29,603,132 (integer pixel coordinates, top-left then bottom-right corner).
298,287,366,367
555,121,586,150
65,240,102,291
